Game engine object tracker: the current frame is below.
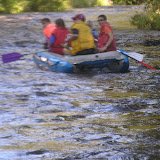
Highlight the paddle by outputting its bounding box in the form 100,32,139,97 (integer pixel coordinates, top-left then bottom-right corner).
118,49,156,70
2,52,23,63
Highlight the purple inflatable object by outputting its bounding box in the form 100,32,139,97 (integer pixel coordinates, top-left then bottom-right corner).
2,52,23,63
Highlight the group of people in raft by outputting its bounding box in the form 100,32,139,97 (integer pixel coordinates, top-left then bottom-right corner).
41,14,117,56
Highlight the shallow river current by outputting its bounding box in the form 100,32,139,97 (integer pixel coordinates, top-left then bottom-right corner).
0,6,160,160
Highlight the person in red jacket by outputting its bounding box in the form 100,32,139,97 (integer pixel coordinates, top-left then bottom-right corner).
48,18,70,55
41,18,56,49
97,15,117,52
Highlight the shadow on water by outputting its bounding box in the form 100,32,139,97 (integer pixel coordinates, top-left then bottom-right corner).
142,39,160,46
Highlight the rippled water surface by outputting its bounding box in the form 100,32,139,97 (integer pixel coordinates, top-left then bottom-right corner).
0,6,160,160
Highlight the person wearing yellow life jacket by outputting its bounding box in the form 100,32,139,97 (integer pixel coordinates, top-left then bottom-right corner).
48,18,70,55
64,14,96,56
41,18,56,49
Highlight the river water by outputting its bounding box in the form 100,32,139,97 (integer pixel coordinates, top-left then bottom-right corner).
0,6,160,160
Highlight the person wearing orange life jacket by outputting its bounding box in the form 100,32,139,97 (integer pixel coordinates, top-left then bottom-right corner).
48,18,70,55
97,15,117,52
41,18,56,49
64,14,96,56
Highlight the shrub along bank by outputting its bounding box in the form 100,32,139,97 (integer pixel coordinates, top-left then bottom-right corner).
130,0,160,30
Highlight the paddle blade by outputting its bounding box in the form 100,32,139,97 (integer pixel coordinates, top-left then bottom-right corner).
124,52,144,62
117,49,144,62
2,52,23,63
118,49,156,70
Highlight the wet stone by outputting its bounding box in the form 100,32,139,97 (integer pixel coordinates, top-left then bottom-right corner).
26,149,48,155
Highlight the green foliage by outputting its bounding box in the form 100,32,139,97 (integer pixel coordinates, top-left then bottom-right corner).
112,0,145,5
25,0,66,12
130,14,151,30
130,12,160,30
0,0,24,13
68,0,101,8
0,0,13,13
130,0,160,30
67,0,111,8
0,0,66,13
145,0,160,12
2,0,147,14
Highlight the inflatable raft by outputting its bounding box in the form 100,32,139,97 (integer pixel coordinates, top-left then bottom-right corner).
33,50,129,73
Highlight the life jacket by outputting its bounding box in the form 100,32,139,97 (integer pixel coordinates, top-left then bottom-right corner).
43,24,56,42
68,21,96,55
50,27,70,55
98,22,116,52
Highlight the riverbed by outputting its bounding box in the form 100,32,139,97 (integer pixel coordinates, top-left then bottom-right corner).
0,5,160,160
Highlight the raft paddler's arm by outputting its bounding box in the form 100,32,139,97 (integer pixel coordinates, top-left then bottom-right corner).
98,32,114,52
66,34,78,42
48,34,56,47
65,29,79,42
106,32,114,47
